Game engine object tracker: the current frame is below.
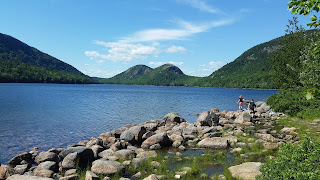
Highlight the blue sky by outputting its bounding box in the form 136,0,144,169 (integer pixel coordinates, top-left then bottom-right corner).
0,0,312,78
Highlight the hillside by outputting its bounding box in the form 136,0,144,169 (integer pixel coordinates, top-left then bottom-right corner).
102,64,199,86
100,36,285,88
192,37,282,89
0,33,94,83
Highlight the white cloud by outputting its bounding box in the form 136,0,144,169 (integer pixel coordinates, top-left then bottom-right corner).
201,61,225,71
149,61,184,67
178,0,221,14
121,19,233,43
85,42,159,62
81,68,122,78
166,45,186,53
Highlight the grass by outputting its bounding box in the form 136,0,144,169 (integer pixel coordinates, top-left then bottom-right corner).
278,117,320,141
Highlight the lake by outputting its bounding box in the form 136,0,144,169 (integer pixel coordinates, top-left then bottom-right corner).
0,83,277,163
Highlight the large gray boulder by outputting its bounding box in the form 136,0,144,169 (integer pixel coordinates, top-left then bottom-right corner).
35,152,59,164
33,161,57,178
59,147,94,169
163,113,185,124
127,126,147,144
194,111,219,127
234,113,251,124
98,149,114,159
7,174,53,180
141,132,172,149
8,152,33,167
120,131,135,144
91,160,124,175
61,152,79,170
14,164,30,175
114,149,136,160
198,137,228,149
228,162,262,180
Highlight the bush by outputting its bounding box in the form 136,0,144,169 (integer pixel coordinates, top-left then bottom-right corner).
266,87,320,120
257,136,320,180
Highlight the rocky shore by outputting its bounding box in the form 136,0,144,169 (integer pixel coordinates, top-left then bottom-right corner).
0,102,299,180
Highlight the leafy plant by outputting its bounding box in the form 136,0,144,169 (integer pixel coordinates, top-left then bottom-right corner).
257,136,320,180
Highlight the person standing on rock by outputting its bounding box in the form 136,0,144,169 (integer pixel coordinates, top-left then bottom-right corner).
237,95,244,110
249,99,256,121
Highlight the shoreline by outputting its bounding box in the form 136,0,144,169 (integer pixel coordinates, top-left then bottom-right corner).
0,101,298,180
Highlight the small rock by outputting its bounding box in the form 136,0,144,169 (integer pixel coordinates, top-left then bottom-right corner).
64,169,77,176
143,174,159,180
132,158,147,169
85,170,99,180
132,172,142,179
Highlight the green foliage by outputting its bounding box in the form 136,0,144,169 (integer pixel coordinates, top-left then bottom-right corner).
289,0,320,28
257,136,320,180
266,87,320,120
270,17,307,89
299,31,320,89
0,33,94,84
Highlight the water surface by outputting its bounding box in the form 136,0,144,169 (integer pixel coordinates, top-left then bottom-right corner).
0,83,277,163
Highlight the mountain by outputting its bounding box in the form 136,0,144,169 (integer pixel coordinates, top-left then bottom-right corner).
193,37,283,89
100,36,285,88
0,33,94,83
102,64,199,86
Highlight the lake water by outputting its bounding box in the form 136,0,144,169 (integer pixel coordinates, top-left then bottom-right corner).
0,83,277,163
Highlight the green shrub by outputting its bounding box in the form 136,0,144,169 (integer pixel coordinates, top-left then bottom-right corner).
267,87,320,120
257,136,320,180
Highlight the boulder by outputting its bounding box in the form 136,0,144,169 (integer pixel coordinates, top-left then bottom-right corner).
59,147,94,169
127,126,147,144
59,175,78,180
8,152,33,167
136,151,157,158
0,165,14,179
280,127,297,135
90,145,104,159
85,171,99,180
98,149,114,159
163,113,185,124
169,134,183,142
7,174,53,180
254,133,278,142
234,113,251,124
34,161,57,172
132,158,147,169
141,132,172,149
114,149,136,160
91,160,124,175
143,174,159,180
141,123,158,131
198,137,228,149
86,138,103,148
35,152,59,164
14,164,30,175
33,168,54,178
61,152,79,170
228,162,262,180
64,169,77,176
194,111,219,127
120,131,135,144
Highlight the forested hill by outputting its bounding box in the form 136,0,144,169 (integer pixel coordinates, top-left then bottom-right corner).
0,33,94,83
101,64,200,86
100,34,286,88
193,37,282,89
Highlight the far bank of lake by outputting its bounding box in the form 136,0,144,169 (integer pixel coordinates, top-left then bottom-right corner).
0,83,277,163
